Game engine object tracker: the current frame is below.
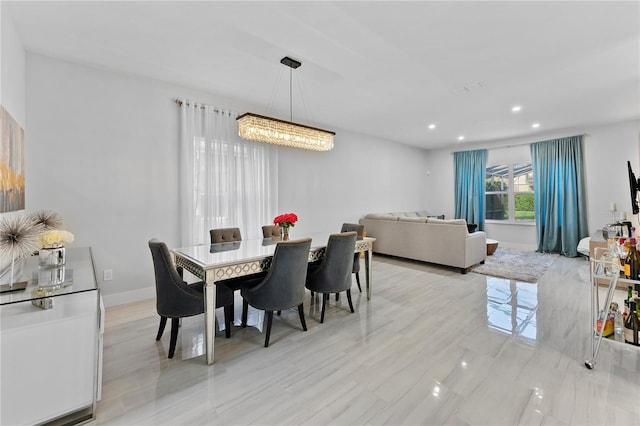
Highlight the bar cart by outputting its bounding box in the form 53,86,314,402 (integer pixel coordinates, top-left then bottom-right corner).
585,248,634,369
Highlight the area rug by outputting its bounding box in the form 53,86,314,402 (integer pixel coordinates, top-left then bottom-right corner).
471,247,560,283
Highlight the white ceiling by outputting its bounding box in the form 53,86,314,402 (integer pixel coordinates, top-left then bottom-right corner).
5,1,640,150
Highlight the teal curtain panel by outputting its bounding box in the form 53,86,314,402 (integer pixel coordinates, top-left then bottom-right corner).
454,149,487,231
530,135,588,257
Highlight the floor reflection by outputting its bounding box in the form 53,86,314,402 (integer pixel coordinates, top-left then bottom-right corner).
486,276,538,344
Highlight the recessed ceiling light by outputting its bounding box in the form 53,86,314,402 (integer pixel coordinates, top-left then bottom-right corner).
532,123,540,128
457,136,465,141
511,105,522,112
428,123,436,130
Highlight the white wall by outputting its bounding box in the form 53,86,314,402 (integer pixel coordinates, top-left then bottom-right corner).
426,120,640,249
583,121,640,232
278,131,430,236
26,53,185,304
25,53,430,305
0,5,25,125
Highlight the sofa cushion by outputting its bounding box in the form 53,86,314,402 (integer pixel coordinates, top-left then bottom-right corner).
398,217,428,223
391,212,420,217
364,213,399,220
364,211,444,221
426,218,467,226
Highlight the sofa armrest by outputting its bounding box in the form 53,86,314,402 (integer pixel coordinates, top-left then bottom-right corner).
467,231,486,240
465,231,487,267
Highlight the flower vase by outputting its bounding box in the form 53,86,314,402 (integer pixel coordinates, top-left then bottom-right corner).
38,265,66,287
282,227,290,241
39,245,66,267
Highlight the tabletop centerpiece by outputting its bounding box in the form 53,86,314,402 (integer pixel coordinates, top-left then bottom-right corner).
38,229,74,267
29,209,73,286
273,212,298,241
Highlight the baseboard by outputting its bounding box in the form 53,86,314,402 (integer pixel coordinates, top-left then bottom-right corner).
102,286,155,308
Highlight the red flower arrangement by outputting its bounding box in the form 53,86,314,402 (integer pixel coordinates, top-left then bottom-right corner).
273,212,298,228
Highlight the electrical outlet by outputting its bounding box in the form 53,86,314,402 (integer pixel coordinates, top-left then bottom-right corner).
103,269,113,281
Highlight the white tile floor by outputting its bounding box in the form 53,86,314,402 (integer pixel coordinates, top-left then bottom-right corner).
96,254,640,425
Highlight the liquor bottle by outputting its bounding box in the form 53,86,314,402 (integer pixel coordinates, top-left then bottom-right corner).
619,238,629,275
624,286,633,319
625,238,639,280
614,310,625,342
624,300,639,345
623,241,632,277
624,299,629,318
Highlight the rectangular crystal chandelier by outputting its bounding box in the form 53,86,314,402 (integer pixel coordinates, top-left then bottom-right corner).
237,56,335,152
237,113,334,152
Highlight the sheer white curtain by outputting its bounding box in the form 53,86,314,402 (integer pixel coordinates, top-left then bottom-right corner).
179,101,278,246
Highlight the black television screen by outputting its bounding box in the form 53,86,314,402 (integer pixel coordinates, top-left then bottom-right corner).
628,161,639,214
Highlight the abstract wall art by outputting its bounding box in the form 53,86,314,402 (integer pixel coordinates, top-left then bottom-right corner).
0,105,25,213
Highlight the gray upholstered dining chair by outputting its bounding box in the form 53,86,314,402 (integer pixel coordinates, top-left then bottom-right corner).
209,227,246,322
341,223,365,292
237,238,312,347
305,232,357,323
210,227,242,244
261,225,282,239
148,239,234,358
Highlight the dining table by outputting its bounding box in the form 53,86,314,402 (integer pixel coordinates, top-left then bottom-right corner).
172,232,376,364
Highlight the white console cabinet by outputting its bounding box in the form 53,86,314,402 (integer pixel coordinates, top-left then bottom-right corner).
1,247,102,425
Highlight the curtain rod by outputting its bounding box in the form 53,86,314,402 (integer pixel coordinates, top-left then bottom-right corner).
174,99,223,114
451,133,586,154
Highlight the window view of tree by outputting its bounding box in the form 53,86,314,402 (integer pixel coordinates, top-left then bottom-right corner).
513,163,534,221
486,163,534,222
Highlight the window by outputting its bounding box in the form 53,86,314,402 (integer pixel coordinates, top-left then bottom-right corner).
179,103,278,246
485,163,534,222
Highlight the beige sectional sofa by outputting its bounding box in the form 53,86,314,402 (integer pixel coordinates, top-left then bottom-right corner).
359,212,487,273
